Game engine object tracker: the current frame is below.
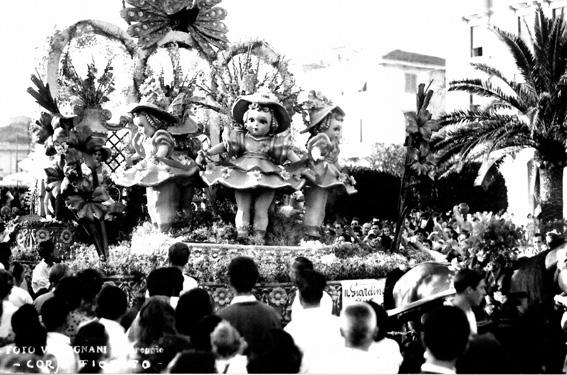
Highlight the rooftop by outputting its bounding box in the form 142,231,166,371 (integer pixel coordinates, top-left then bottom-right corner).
382,49,446,66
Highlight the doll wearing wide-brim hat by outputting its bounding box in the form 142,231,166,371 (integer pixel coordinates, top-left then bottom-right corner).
112,101,201,231
300,92,356,239
200,92,303,191
197,91,304,244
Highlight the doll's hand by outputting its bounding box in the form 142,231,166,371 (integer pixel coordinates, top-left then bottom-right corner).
196,150,208,167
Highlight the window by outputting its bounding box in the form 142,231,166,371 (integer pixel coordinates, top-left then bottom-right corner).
470,25,486,58
405,73,417,93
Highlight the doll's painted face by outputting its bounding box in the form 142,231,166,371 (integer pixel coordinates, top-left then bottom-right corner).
134,113,156,138
323,112,344,142
245,108,272,137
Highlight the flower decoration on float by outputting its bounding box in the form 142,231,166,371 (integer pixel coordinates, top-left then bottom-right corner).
120,0,229,59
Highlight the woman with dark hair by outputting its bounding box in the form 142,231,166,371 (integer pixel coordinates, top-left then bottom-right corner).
11,304,47,355
175,288,214,337
135,296,191,373
74,321,109,374
247,329,302,373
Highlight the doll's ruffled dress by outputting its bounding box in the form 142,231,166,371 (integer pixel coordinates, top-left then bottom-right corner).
305,133,356,194
113,130,200,187
201,129,304,191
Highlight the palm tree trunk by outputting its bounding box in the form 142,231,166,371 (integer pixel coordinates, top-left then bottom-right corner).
538,164,564,227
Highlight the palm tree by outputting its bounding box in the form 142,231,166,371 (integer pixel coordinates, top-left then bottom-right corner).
434,8,567,224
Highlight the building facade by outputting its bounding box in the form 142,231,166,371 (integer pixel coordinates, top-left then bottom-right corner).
294,47,446,161
446,0,567,222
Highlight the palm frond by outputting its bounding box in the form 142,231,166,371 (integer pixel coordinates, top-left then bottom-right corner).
27,73,59,114
492,25,535,85
449,79,526,111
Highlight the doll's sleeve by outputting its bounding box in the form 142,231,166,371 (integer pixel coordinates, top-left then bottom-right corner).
223,128,245,156
152,130,175,158
269,130,293,164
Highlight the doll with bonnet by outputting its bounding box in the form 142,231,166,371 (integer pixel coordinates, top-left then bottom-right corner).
300,91,356,239
112,102,200,232
197,91,304,244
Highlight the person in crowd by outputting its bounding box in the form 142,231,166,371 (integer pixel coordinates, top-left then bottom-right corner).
168,242,198,294
53,276,91,342
366,301,403,374
94,285,130,362
127,267,184,342
361,222,372,237
190,314,222,352
175,288,214,337
31,240,57,296
288,257,333,318
7,263,32,307
167,350,217,373
41,296,79,373
210,320,248,374
76,268,104,318
451,268,487,335
32,263,71,314
73,321,109,374
135,296,191,373
247,329,302,373
218,256,281,358
0,304,46,357
307,302,388,373
380,224,393,251
0,269,16,345
285,269,341,371
420,305,470,374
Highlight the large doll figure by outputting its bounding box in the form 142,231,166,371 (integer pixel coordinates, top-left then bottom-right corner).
301,92,356,239
112,103,200,232
197,92,303,244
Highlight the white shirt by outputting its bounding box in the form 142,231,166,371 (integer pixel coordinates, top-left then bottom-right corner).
230,294,257,304
290,290,334,319
216,354,248,374
97,318,132,361
31,260,50,294
45,332,79,374
8,286,33,307
307,346,392,374
285,306,342,373
420,362,456,374
0,300,17,340
182,275,198,294
368,337,403,374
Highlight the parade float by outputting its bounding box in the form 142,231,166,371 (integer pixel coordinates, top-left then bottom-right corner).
6,0,436,319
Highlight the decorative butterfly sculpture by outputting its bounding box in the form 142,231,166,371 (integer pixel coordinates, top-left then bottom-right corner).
121,0,229,58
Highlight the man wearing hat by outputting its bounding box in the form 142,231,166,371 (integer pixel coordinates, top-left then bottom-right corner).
300,91,356,239
197,91,303,244
112,102,200,232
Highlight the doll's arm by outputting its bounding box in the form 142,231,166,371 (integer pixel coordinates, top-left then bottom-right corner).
205,142,227,156
286,149,301,163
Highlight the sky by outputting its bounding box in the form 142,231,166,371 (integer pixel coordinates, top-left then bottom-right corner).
0,0,464,125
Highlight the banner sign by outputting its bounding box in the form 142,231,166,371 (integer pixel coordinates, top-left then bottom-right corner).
340,278,386,305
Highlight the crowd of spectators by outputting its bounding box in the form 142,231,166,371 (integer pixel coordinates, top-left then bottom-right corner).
0,238,508,374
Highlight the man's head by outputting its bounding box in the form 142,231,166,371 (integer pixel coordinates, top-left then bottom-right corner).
454,268,486,307
297,269,326,308
289,256,313,284
96,285,128,321
41,296,70,332
339,302,377,350
147,267,184,297
48,263,71,289
533,233,544,249
422,305,470,363
168,242,190,268
76,268,103,303
37,240,56,265
228,257,259,294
